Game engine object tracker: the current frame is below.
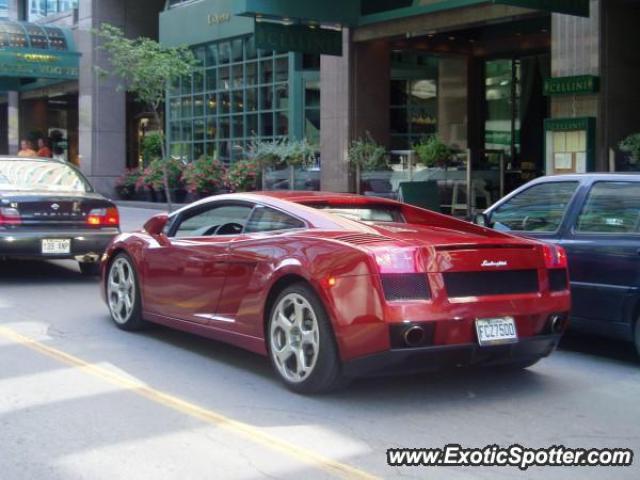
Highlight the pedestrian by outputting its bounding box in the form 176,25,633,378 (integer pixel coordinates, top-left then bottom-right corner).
17,139,37,157
37,138,52,158
52,146,65,162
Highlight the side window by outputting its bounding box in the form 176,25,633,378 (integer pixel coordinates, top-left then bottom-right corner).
491,182,578,232
576,182,640,234
244,206,305,233
173,204,253,237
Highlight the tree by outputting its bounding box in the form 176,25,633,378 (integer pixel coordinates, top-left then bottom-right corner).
94,23,197,210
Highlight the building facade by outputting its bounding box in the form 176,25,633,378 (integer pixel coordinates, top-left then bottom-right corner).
160,0,640,204
3,1,640,200
0,0,165,194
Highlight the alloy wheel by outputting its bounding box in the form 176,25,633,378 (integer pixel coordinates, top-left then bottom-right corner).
107,257,136,325
269,293,320,383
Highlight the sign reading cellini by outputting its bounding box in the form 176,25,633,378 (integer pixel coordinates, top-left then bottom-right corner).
255,22,342,56
543,75,599,96
0,50,79,80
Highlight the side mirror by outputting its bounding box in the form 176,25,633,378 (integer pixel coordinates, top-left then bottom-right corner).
143,213,169,236
473,212,493,228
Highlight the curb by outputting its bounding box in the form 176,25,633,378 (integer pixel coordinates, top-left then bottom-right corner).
115,201,189,211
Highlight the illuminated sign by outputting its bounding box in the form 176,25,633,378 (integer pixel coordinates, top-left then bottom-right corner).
544,75,599,96
208,13,231,25
0,50,79,80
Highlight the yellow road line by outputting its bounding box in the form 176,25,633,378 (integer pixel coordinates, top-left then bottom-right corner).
0,326,378,480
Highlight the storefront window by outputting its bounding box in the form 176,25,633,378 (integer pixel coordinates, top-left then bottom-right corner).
25,0,76,21
389,52,438,150
168,35,291,164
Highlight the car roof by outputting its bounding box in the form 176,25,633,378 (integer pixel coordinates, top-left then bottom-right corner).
256,190,401,205
172,191,403,230
0,155,66,164
533,173,640,182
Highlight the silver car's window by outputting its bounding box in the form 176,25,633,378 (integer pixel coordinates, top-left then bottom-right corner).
576,181,640,234
491,182,578,232
0,160,88,192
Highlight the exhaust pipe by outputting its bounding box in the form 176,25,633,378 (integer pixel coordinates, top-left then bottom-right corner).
549,314,566,334
403,326,426,347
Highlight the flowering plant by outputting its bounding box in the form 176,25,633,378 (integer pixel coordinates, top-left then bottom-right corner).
116,168,143,189
181,156,227,195
137,158,184,190
227,159,260,192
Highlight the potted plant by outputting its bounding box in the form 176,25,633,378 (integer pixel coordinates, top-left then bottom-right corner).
142,158,186,203
249,138,286,169
115,168,143,200
227,159,260,192
140,132,163,165
414,135,454,169
181,156,227,199
281,138,317,168
348,133,388,194
619,133,640,166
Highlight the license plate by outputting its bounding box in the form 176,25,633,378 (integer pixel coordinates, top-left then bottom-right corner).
41,239,71,255
475,317,518,346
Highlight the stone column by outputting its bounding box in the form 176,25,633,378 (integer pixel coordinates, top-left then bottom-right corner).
551,0,601,167
76,0,127,196
320,29,353,192
352,40,390,146
7,0,19,155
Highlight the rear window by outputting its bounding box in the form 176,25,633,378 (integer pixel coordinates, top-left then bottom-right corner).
0,159,89,193
576,181,640,234
306,203,405,223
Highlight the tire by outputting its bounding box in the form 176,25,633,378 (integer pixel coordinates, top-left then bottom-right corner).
106,253,145,331
79,261,100,276
267,283,345,394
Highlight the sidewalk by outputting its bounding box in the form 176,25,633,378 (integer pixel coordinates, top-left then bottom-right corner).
115,200,189,211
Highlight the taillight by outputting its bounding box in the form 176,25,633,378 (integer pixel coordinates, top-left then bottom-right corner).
372,247,418,274
543,243,568,269
0,207,21,226
87,207,119,227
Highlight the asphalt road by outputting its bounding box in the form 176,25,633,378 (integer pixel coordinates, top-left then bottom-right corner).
1,206,639,480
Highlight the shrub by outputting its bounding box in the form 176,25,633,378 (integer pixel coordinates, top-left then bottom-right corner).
181,156,226,194
414,135,454,168
138,158,184,190
115,167,143,189
140,132,163,163
619,133,640,162
348,133,388,171
227,159,260,192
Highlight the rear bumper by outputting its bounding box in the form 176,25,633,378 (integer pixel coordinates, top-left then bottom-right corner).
0,229,118,260
342,334,562,378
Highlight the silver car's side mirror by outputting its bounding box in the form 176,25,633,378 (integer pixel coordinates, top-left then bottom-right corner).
473,213,493,228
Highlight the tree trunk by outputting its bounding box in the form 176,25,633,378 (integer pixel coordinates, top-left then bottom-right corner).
152,109,172,212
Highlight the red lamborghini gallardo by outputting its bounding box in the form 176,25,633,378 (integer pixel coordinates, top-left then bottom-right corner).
101,192,570,393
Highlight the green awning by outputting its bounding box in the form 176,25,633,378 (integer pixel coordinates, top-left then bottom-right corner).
0,20,80,91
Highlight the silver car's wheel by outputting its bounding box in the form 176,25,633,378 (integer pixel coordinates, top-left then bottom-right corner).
267,283,346,394
107,254,144,330
270,292,320,383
